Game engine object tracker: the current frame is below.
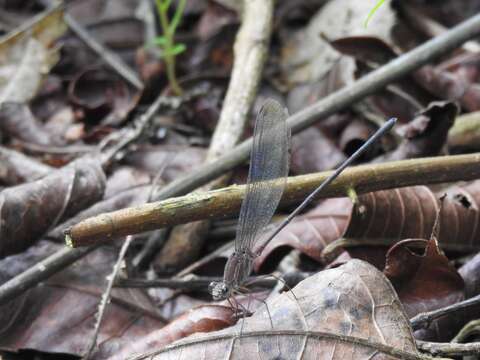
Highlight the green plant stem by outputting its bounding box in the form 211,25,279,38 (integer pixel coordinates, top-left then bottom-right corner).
156,0,183,95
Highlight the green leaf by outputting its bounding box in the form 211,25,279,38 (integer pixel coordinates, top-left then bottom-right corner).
364,0,386,28
164,43,186,57
153,36,168,47
157,0,172,12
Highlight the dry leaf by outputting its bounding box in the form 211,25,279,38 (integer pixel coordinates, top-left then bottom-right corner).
327,181,480,267
0,242,164,359
131,260,417,360
0,5,66,103
0,157,106,257
254,198,351,271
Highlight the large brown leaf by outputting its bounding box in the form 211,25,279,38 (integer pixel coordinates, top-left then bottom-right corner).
130,260,417,360
0,157,106,257
334,181,480,268
384,238,465,341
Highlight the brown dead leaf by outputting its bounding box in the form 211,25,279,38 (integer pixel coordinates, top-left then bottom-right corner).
290,127,346,174
124,146,207,182
131,260,418,360
0,5,66,103
384,238,465,341
110,305,236,360
254,198,351,271
415,63,480,112
384,238,464,318
327,181,480,267
0,146,52,186
0,157,106,257
0,102,61,146
68,67,137,126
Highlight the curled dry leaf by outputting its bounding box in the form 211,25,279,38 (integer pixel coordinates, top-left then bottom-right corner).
0,241,164,359
384,238,465,341
0,146,52,186
110,305,237,360
414,63,480,112
0,157,106,257
68,67,137,126
254,198,351,271
133,260,417,360
0,102,60,146
327,180,480,267
0,5,66,103
374,101,458,162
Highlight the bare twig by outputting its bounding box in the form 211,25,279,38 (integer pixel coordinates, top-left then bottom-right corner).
64,13,144,90
417,340,480,357
83,236,133,359
66,153,480,247
156,0,275,272
411,292,480,331
0,246,97,306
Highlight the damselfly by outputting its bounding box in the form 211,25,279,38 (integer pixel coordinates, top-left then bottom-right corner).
209,99,396,312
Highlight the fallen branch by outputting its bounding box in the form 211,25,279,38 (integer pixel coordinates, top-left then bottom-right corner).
66,152,480,247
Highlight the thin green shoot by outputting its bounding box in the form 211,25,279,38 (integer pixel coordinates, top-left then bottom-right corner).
154,0,186,95
364,0,386,28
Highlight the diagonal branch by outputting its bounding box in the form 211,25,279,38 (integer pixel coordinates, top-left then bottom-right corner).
66,153,480,247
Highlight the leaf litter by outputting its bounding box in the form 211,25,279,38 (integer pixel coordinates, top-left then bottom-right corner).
1,0,480,359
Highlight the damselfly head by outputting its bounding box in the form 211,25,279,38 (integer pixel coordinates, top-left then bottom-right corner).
209,281,229,300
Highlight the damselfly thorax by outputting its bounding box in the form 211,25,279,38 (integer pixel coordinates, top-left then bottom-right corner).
209,249,255,301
